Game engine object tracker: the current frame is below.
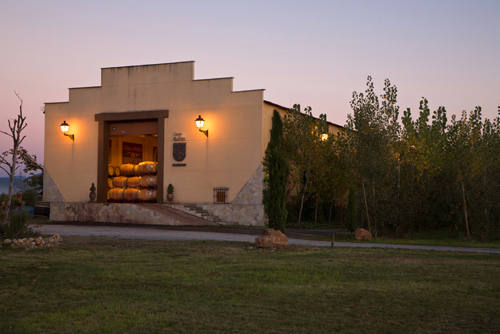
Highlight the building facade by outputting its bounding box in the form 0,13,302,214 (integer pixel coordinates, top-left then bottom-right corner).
43,61,342,226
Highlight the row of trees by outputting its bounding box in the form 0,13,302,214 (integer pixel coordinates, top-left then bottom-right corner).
263,77,500,239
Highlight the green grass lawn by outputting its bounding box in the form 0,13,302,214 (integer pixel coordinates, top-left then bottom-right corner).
353,236,500,249
289,230,500,249
1,237,499,333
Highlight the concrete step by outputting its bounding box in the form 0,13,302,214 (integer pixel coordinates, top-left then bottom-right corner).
170,204,225,224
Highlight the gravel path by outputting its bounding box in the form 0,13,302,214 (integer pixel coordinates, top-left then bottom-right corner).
32,224,500,255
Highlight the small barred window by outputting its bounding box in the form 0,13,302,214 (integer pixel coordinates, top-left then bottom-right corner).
213,187,228,204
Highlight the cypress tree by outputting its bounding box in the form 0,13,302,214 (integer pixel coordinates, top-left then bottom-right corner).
263,110,289,232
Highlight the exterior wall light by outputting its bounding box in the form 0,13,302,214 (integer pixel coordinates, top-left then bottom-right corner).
60,120,74,141
195,115,208,137
320,133,329,141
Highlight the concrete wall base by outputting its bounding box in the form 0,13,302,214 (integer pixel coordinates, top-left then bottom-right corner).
49,202,217,226
49,202,264,226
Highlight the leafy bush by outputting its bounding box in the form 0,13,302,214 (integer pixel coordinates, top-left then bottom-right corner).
0,210,37,240
21,188,40,207
1,193,24,210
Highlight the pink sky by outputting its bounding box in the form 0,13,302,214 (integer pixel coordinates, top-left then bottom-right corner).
1,0,499,173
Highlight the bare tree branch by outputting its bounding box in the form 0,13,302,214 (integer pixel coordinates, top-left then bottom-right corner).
0,165,9,174
0,130,12,137
14,90,23,106
1,91,28,225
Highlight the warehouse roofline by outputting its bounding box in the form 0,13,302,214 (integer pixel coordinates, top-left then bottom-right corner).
264,100,344,129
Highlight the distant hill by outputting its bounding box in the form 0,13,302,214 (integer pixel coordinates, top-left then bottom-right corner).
0,176,28,195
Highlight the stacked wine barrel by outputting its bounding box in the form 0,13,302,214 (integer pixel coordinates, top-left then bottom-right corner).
107,161,158,202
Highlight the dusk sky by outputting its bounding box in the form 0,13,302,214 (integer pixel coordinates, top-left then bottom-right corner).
1,0,499,171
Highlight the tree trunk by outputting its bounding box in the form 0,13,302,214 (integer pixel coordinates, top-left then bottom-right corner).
461,180,471,239
362,182,372,232
297,179,308,226
483,169,490,234
314,196,319,225
328,202,333,225
2,147,18,225
371,182,377,236
397,161,401,190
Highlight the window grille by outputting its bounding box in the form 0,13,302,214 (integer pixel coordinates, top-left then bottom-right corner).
213,187,229,204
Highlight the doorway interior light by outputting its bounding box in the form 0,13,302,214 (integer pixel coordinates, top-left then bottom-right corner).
60,120,74,141
195,115,208,137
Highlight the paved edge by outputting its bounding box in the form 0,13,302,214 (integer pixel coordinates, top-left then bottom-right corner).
33,221,264,235
31,223,500,255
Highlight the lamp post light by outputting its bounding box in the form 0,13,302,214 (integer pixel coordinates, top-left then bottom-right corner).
60,120,74,141
195,115,208,137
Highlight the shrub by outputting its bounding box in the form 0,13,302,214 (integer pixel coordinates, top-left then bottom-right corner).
0,210,37,240
21,188,40,207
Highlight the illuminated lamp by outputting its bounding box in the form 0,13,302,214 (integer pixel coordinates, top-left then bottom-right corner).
195,115,208,137
60,120,74,141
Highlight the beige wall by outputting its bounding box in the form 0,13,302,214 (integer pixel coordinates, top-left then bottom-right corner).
44,62,264,203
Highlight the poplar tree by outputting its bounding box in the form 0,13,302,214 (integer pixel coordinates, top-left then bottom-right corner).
276,76,499,238
263,110,289,232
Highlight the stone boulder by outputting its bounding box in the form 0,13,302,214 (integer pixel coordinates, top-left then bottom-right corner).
3,234,62,249
255,228,288,248
354,228,372,241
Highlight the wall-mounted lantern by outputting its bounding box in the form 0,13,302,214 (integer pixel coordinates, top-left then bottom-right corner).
60,120,74,141
320,133,329,141
195,115,208,137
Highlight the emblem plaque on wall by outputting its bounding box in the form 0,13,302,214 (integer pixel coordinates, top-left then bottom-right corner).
172,133,187,166
173,143,186,162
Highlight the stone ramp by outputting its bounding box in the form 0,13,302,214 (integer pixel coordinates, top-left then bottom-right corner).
167,203,225,224
137,204,220,226
49,202,220,226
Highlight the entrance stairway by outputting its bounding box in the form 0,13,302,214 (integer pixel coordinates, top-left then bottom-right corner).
136,204,224,226
34,201,50,217
167,203,225,225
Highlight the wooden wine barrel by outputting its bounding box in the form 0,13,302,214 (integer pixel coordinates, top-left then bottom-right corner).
138,189,157,202
127,176,142,188
133,165,140,176
120,164,135,176
123,188,140,202
112,176,128,188
136,161,157,175
114,166,121,176
107,178,113,189
108,165,115,177
139,175,157,188
107,188,124,201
